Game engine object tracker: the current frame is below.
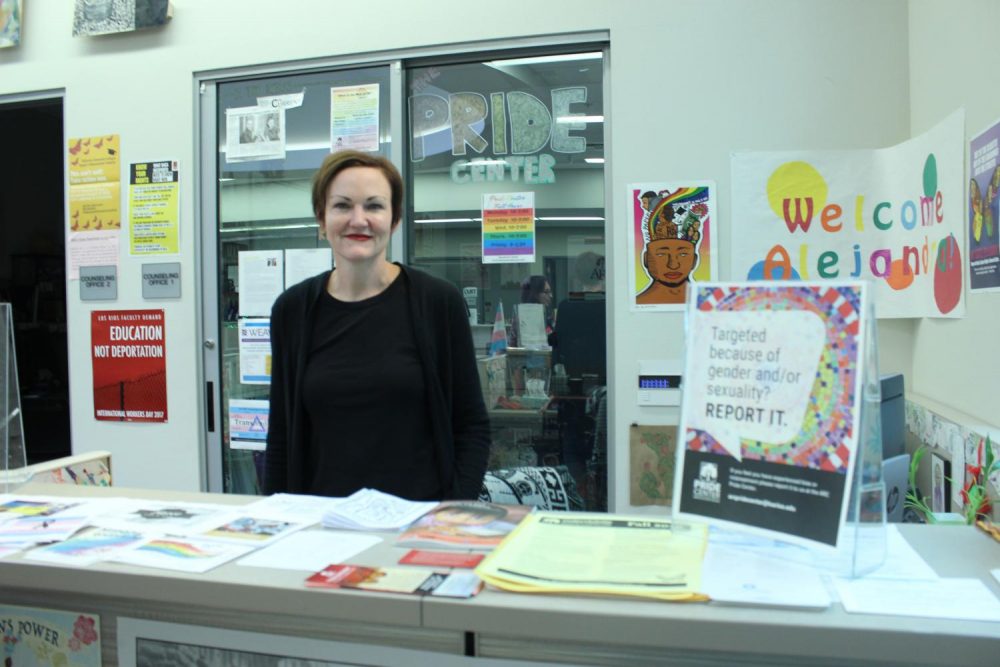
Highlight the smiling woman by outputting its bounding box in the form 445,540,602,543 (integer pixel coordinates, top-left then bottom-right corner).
264,150,491,501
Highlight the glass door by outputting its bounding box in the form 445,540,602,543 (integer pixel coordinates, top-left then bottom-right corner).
203,65,393,493
405,49,608,509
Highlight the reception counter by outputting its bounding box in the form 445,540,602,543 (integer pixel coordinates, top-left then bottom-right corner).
0,483,997,666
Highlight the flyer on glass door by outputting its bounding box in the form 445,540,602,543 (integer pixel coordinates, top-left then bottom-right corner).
674,282,866,549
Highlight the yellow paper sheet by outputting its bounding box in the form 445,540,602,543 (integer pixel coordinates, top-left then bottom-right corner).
475,512,708,601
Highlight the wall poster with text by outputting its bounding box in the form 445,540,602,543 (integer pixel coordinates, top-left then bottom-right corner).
675,282,866,549
91,309,167,422
68,134,121,279
731,109,964,318
481,191,535,264
0,604,101,666
968,116,1000,291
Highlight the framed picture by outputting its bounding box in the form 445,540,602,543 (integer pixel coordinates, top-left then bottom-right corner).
930,452,950,513
0,0,22,48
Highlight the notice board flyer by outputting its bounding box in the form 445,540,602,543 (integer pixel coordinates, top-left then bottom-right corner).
91,309,167,422
674,282,867,549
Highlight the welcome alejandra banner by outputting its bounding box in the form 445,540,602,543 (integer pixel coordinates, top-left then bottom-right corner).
731,109,965,318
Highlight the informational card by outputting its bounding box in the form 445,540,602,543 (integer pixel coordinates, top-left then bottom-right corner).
24,526,146,566
113,536,255,574
129,160,180,255
628,182,717,311
285,247,332,288
968,116,1000,291
330,83,380,152
91,309,167,422
237,250,283,317
237,318,271,384
482,191,535,264
195,514,307,547
675,282,867,549
228,399,268,451
225,106,285,163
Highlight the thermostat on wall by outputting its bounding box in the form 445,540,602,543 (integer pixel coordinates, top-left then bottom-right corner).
638,360,682,407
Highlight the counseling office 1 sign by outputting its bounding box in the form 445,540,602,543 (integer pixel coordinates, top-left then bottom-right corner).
675,282,866,549
91,309,167,422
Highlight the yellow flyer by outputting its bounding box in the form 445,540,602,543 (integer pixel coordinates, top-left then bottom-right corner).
129,160,180,255
475,512,708,601
68,134,121,231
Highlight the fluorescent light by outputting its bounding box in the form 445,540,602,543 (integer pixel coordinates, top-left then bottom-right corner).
218,177,235,182
415,217,475,224
537,216,605,222
556,115,603,124
584,157,605,164
221,223,317,233
485,52,602,68
466,159,508,166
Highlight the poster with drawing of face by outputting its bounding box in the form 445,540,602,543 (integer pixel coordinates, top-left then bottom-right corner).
628,182,716,311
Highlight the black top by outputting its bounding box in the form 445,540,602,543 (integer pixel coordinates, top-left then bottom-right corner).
302,276,439,499
265,265,490,499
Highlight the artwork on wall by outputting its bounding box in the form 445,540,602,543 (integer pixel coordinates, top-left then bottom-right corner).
628,182,717,311
73,0,172,37
629,423,677,507
968,115,1000,291
731,109,965,318
0,0,21,48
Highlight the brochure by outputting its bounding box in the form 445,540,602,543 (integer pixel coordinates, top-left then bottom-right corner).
305,564,482,598
397,500,531,550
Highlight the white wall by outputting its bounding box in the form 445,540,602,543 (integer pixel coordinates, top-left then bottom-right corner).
905,1,1000,436
0,1,920,495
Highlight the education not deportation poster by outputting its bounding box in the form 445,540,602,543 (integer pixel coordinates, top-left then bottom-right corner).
91,309,167,422
674,282,867,549
731,109,964,318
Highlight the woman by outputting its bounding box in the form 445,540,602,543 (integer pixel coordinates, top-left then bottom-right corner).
519,274,554,337
265,150,490,500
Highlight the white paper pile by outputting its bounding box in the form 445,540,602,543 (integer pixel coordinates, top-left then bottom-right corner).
320,488,437,531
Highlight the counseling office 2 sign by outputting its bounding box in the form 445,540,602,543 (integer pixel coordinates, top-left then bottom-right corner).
91,309,167,422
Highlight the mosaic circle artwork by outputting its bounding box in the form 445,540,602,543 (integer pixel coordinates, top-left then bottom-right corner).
687,284,861,474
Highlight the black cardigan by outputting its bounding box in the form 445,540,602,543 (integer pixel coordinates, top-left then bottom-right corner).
264,265,491,499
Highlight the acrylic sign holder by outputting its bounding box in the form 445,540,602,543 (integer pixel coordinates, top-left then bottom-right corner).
676,282,887,579
1,303,27,493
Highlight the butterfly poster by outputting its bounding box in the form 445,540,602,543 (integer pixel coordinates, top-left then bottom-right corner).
969,117,1000,291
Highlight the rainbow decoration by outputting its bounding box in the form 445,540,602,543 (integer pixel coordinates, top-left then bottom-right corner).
481,192,535,264
139,539,215,559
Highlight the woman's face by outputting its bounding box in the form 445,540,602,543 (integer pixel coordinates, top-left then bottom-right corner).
321,166,395,266
539,282,553,307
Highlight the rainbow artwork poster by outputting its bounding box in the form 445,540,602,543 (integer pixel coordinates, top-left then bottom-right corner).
112,536,255,573
481,191,535,264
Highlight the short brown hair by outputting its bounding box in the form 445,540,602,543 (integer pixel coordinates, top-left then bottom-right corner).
310,150,403,227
